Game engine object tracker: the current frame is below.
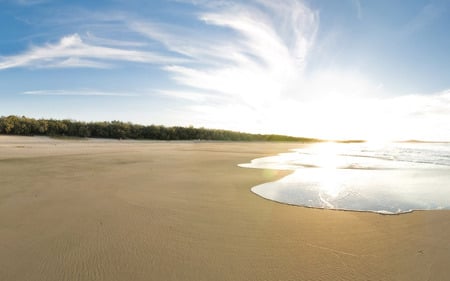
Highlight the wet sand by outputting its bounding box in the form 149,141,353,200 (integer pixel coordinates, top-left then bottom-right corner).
1,135,449,281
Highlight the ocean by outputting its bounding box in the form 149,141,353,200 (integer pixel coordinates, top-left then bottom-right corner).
239,142,450,214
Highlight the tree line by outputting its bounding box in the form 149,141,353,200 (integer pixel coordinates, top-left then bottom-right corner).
0,115,319,142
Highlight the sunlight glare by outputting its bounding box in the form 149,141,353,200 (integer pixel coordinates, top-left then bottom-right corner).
314,142,342,197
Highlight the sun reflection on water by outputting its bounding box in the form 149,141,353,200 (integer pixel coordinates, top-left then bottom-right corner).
314,143,343,198
241,142,450,214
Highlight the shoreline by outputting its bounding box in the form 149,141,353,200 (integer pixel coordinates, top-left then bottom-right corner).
241,141,450,215
248,190,421,216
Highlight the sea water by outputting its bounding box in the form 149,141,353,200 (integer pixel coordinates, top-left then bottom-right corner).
239,142,450,214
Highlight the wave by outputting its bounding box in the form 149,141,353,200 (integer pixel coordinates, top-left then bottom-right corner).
240,142,450,214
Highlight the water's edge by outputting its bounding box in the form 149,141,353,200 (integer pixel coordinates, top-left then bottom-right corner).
238,142,450,215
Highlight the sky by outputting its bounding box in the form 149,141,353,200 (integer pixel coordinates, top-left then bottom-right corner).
1,0,450,141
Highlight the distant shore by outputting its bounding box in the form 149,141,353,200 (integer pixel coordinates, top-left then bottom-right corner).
1,135,449,281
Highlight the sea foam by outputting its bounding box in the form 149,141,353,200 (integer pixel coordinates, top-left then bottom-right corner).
239,142,450,214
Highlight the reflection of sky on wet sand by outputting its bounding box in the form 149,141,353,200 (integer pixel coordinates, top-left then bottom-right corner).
239,142,450,214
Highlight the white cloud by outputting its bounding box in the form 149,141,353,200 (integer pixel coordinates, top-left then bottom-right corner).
156,89,228,103
351,0,363,20
403,2,445,36
23,89,140,97
258,90,450,141
7,0,49,6
129,21,242,66
0,33,184,70
132,0,318,109
84,32,147,48
42,57,111,69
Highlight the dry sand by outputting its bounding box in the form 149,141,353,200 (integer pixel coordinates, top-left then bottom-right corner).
1,135,449,281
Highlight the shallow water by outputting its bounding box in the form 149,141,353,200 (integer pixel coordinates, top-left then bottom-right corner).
239,142,450,214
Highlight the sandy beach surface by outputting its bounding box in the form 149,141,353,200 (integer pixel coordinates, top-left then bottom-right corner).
1,135,449,281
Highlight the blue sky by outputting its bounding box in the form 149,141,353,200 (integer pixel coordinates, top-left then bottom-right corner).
1,0,449,141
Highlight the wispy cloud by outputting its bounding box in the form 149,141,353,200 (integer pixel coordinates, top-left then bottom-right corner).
23,89,140,97
0,33,184,70
4,0,50,6
131,0,318,109
351,0,363,20
373,90,450,141
277,89,450,141
84,32,147,48
403,2,446,36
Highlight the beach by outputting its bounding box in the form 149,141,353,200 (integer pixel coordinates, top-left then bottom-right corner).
1,135,449,281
